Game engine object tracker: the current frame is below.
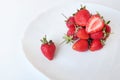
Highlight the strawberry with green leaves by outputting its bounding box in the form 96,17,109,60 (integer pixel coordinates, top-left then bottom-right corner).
41,36,56,60
103,24,111,40
66,27,78,40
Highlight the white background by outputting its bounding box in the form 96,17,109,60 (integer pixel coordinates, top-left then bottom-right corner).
0,0,120,80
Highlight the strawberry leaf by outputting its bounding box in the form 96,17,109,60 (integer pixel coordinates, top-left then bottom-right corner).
100,39,105,46
40,35,48,44
106,20,111,24
80,5,86,10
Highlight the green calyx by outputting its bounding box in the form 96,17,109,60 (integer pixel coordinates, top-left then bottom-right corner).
76,5,86,12
100,39,105,46
80,5,86,10
102,27,107,40
102,27,106,34
102,21,111,39
63,34,74,44
41,35,53,45
40,35,48,44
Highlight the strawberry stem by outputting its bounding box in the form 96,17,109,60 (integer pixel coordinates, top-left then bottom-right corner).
58,40,66,46
61,13,68,19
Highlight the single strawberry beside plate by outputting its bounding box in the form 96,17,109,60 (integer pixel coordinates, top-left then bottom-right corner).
41,36,56,60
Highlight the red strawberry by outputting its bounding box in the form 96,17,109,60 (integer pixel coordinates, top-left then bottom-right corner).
76,28,89,39
105,24,111,33
103,24,111,40
90,31,104,39
86,14,104,34
67,27,75,36
90,39,103,51
66,17,75,29
74,8,90,26
72,34,78,40
72,39,88,52
40,36,56,60
67,27,78,40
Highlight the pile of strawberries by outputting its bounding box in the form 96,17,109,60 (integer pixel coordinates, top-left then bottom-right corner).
64,6,111,52
40,6,111,60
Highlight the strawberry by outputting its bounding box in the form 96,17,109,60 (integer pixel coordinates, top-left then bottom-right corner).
72,34,78,40
90,39,103,51
90,31,104,39
67,27,78,40
86,14,105,34
67,27,77,40
74,7,90,26
66,17,75,29
72,39,88,52
105,24,111,33
103,24,111,40
76,28,89,39
63,6,111,52
67,27,75,36
40,36,56,60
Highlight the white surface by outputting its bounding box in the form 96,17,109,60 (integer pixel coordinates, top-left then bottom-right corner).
0,0,120,80
22,2,120,80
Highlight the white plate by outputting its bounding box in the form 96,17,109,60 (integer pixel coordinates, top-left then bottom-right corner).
22,2,120,80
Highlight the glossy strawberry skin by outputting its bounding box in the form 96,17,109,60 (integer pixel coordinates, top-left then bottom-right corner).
67,27,78,40
76,28,89,39
67,27,75,36
66,17,75,29
86,14,104,34
90,31,104,39
90,39,103,51
72,39,88,52
74,9,90,26
105,24,111,33
41,42,56,60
